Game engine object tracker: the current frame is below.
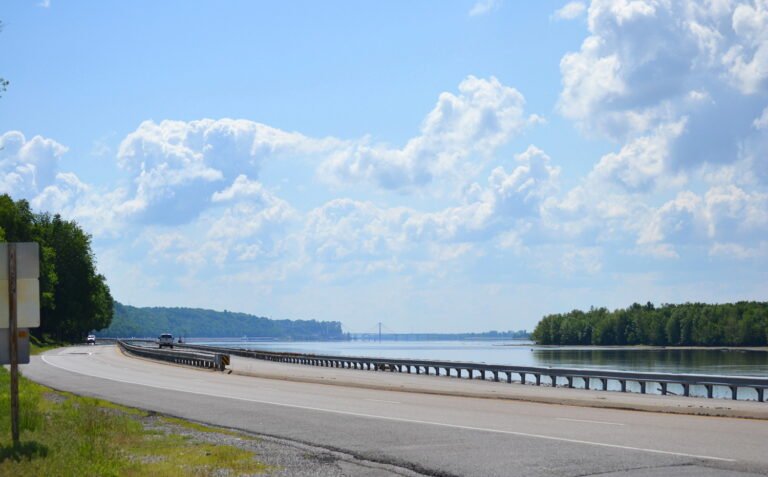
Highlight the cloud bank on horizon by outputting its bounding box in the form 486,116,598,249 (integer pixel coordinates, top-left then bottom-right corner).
1,0,767,331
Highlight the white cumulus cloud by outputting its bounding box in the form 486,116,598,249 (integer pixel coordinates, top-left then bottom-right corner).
319,76,534,191
469,0,501,16
558,0,768,147
553,2,587,21
0,131,68,198
117,118,339,224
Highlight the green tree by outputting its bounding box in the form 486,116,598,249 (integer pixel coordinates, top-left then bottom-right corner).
665,310,681,345
531,301,768,347
0,195,113,341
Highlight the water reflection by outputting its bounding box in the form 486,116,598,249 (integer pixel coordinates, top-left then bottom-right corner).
532,348,768,376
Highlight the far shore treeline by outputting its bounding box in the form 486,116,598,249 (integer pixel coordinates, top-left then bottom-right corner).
100,303,345,340
531,302,768,346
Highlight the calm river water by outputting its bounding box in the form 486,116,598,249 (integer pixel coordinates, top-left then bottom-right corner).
195,340,768,377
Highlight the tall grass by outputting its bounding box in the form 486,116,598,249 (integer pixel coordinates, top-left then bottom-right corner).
0,369,269,476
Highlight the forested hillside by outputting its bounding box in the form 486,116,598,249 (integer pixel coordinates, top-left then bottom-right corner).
532,302,768,346
100,302,344,340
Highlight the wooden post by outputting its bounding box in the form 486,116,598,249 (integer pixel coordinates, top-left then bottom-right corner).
8,243,20,446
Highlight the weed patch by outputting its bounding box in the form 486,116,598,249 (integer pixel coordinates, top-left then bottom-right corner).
0,368,270,476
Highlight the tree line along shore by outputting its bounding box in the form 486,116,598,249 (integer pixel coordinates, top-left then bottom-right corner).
531,302,768,347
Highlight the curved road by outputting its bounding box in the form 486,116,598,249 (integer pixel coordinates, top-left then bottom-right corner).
22,345,768,477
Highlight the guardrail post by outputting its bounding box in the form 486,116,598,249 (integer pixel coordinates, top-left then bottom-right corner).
639,381,646,394
620,380,627,392
730,386,738,400
660,382,668,395
706,384,714,399
566,376,573,388
758,388,765,402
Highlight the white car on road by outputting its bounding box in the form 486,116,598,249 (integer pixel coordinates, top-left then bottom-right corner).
158,333,174,349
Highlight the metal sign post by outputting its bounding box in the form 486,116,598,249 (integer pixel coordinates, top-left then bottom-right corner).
1,242,38,447
8,243,19,445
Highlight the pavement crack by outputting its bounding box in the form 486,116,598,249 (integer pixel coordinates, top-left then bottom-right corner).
206,425,460,477
570,462,696,477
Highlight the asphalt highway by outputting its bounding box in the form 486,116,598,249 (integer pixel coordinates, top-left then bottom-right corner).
22,346,768,477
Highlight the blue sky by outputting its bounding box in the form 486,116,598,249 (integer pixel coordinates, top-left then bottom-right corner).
2,1,767,333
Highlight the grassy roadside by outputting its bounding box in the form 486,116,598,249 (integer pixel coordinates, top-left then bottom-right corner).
29,335,69,356
0,368,271,476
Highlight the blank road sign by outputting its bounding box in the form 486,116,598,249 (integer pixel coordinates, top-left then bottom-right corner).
0,243,41,328
0,328,30,365
0,243,40,279
0,279,40,328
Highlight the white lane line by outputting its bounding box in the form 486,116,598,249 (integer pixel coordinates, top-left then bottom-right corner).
556,418,625,426
39,355,735,463
365,399,401,404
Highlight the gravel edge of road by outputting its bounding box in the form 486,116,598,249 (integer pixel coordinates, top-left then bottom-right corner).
143,412,449,477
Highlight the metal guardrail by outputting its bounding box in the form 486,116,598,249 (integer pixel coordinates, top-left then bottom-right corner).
118,340,229,371
177,343,768,402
